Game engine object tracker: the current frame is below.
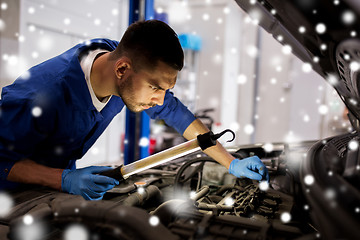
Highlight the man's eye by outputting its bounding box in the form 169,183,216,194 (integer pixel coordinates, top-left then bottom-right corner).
150,85,158,91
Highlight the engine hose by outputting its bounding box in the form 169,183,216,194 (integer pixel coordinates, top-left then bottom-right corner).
122,185,162,207
174,157,217,191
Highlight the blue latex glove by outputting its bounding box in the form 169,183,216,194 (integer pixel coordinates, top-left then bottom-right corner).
61,166,119,200
228,156,269,181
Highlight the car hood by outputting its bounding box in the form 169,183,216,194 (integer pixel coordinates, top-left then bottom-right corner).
235,0,360,129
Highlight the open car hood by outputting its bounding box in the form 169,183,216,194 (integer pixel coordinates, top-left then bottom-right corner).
235,0,360,129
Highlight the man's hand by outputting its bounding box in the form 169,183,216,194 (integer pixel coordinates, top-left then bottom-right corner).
61,166,119,200
228,156,269,181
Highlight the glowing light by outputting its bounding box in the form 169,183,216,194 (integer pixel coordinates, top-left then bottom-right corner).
23,215,34,225
355,207,360,213
280,212,291,223
112,9,118,16
259,181,269,191
334,0,340,5
271,9,276,15
302,63,312,73
303,114,310,122
225,197,234,206
32,106,42,117
64,224,89,240
246,45,258,58
139,137,149,147
320,44,327,50
318,105,328,115
202,13,210,21
324,188,336,200
28,25,36,32
28,7,35,14
263,143,274,152
327,74,338,86
237,74,247,85
342,11,356,25
304,174,315,185
64,18,71,25
32,51,39,59
149,215,160,226
304,205,309,210
0,193,14,217
137,187,145,194
18,35,25,42
230,122,240,132
299,26,306,33
1,3,8,10
94,18,101,26
91,147,99,155
350,31,357,37
282,45,292,55
315,23,326,34
348,140,359,150
244,124,254,135
350,61,360,71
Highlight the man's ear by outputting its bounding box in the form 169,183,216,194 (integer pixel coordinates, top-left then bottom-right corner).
115,57,131,79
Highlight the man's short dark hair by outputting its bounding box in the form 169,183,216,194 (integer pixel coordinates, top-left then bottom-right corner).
113,20,184,72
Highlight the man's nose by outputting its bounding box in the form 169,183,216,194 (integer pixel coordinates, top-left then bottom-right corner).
151,91,165,106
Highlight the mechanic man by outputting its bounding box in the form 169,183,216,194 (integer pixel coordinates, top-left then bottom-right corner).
0,20,268,200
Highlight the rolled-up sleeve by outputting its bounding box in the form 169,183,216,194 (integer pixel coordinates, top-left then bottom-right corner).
145,90,196,135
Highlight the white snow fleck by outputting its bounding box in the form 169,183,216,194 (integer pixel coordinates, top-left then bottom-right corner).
324,188,336,200
313,56,319,62
315,23,326,34
225,197,235,206
149,216,160,226
137,187,145,194
280,212,291,223
270,78,277,84
0,193,14,217
237,74,247,85
355,207,360,213
299,26,306,33
217,18,223,24
223,7,230,14
263,143,274,152
23,214,34,225
320,44,327,50
277,35,283,42
139,137,149,147
31,106,42,117
271,9,276,15
1,3,8,10
342,10,356,25
259,181,269,191
94,18,101,26
64,224,89,240
350,61,360,71
64,18,71,25
112,9,118,16
348,140,359,150
350,31,357,37
302,63,312,73
327,74,338,86
282,45,292,55
304,205,309,210
246,45,258,58
304,174,315,185
28,7,35,14
303,114,310,122
244,124,254,135
202,13,210,21
318,105,328,115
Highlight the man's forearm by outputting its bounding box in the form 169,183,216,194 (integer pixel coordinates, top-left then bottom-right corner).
7,159,63,191
182,119,235,169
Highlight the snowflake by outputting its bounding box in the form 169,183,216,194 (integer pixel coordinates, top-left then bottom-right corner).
315,23,326,34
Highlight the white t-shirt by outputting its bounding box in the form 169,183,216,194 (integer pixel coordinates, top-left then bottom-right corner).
80,49,111,112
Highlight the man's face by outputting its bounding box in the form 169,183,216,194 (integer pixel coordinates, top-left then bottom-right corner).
117,61,178,112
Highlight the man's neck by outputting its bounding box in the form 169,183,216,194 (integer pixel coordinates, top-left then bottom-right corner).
90,52,112,100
